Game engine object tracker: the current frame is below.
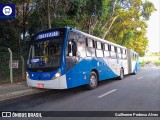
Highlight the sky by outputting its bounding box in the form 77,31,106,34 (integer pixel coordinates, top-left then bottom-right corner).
146,0,160,53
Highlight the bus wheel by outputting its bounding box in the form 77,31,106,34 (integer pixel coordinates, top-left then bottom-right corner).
86,71,98,90
119,68,124,80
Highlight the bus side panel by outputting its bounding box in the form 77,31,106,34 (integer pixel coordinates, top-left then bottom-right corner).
78,58,97,85
66,58,96,88
120,59,128,75
102,58,118,80
103,58,128,78
127,49,140,74
65,57,119,88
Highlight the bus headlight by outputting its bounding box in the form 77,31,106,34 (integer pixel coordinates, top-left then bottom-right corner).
52,70,61,80
55,72,60,78
26,72,30,79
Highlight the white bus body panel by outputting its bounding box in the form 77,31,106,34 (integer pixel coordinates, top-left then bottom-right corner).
27,74,67,89
104,58,128,76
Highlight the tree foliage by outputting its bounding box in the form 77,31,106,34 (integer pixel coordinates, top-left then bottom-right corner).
104,0,155,56
0,0,156,56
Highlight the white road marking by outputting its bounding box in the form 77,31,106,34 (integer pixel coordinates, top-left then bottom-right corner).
98,89,117,98
137,77,143,79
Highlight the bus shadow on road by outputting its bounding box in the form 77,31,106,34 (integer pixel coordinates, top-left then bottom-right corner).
0,76,132,110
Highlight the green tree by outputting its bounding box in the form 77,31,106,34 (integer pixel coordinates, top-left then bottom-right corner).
0,0,156,57
103,0,155,56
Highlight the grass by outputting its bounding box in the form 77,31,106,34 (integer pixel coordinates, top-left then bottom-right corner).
139,53,160,67
153,61,160,66
139,60,160,67
139,61,144,67
139,61,150,67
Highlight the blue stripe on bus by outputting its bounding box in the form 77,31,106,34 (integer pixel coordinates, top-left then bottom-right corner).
133,61,140,73
66,58,118,88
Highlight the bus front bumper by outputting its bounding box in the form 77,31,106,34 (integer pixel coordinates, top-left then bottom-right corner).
27,75,67,89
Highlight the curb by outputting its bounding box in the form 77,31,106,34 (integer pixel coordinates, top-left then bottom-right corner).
0,89,47,102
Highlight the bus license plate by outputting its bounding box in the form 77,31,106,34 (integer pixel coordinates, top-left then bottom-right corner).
37,83,44,88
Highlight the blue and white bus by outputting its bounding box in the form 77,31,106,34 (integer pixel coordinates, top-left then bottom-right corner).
26,27,139,89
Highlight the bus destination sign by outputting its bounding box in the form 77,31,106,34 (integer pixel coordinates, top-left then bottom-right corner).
36,31,60,40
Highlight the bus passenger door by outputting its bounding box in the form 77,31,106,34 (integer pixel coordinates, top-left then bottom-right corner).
66,40,79,88
76,36,87,85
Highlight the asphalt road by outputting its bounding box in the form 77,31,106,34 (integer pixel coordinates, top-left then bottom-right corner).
0,67,160,120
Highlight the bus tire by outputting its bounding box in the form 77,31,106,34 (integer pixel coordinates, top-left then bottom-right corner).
86,71,98,90
119,68,124,80
133,70,136,75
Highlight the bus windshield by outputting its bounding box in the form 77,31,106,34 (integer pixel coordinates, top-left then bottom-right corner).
28,39,63,71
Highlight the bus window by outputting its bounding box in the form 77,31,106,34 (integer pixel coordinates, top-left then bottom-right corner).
117,47,121,53
77,36,86,58
87,38,93,48
110,45,116,58
96,41,103,57
97,41,102,49
104,44,109,51
67,31,78,56
104,44,110,57
86,38,95,57
117,47,122,59
28,39,62,69
122,49,126,59
111,45,114,52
